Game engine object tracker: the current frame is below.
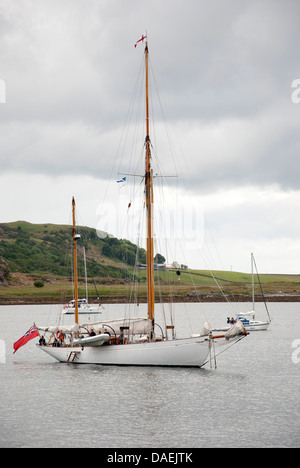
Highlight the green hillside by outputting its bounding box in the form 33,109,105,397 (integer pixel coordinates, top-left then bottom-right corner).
1,220,300,303
0,221,146,278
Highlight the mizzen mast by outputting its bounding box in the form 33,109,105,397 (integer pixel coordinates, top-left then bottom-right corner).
144,41,155,328
72,197,79,324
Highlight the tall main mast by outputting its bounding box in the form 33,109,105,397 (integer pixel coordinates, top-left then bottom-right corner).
144,42,155,326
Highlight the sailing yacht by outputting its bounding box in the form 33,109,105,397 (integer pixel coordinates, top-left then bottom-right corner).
36,39,248,367
232,253,271,331
217,253,271,332
62,298,102,315
62,238,102,315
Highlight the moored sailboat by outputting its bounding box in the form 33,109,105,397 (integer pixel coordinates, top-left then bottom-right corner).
62,239,102,315
62,298,102,315
217,253,271,333
232,253,271,331
29,39,248,367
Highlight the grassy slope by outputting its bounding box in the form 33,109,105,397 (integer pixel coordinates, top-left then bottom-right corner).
0,220,139,277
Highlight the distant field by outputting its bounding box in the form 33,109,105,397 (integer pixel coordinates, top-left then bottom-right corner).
149,268,300,286
1,267,300,304
192,270,300,284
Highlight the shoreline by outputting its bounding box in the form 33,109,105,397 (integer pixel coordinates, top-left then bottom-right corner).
1,293,300,305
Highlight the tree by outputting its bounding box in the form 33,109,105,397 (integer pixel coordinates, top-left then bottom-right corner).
154,253,165,264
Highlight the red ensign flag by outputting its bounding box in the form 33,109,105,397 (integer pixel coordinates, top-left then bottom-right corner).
13,324,39,354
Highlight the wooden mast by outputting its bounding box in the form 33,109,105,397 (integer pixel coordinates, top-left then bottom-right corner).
72,197,79,324
144,41,155,330
251,252,255,313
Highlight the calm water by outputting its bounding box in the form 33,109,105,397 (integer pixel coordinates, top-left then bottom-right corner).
0,302,299,448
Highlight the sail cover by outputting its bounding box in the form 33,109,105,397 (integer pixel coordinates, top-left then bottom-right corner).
81,317,152,336
37,324,80,335
225,320,246,340
37,318,151,337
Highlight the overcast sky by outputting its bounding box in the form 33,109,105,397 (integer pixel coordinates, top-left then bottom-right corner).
1,0,300,273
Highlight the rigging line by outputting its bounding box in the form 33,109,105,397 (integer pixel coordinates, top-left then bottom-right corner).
102,54,145,207
252,256,271,322
173,232,236,325
149,58,179,177
152,175,185,292
183,215,239,314
202,217,240,308
56,207,76,326
148,55,194,193
120,53,148,180
117,175,144,243
131,145,146,182
132,224,143,299
152,169,236,313
202,334,248,368
144,54,179,189
160,180,227,301
174,240,208,325
125,82,145,178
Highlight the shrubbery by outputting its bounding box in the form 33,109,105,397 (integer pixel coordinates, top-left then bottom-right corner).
34,280,44,288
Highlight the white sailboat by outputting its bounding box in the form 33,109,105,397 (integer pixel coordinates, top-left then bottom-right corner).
224,253,271,332
62,298,102,315
62,240,102,315
232,311,270,331
36,39,248,367
235,253,271,331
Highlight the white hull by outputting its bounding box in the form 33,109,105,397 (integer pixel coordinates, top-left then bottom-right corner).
215,320,270,333
236,313,270,331
62,305,102,315
37,336,211,368
243,321,270,331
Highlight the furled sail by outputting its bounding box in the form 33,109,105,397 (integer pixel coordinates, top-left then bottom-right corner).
225,320,247,340
38,318,152,337
81,318,153,336
37,324,80,335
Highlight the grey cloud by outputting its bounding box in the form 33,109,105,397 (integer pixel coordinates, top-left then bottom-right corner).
1,0,300,192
